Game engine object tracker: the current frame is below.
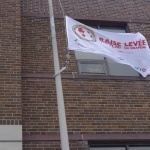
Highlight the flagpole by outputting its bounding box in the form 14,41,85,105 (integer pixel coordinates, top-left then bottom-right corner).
47,0,70,150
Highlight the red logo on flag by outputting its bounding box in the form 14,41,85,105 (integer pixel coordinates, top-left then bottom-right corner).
73,25,96,42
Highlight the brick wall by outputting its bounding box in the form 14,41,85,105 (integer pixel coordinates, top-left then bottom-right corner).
21,17,53,73
0,0,22,125
23,141,88,150
128,23,150,44
22,0,150,20
21,0,150,149
22,78,150,134
22,79,59,134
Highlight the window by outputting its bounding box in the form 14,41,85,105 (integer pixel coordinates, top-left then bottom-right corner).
130,147,150,150
90,146,150,150
91,147,125,150
75,25,139,77
76,52,108,75
90,145,150,150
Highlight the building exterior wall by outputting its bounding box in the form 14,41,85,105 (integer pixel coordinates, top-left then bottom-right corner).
21,0,150,149
1,0,150,149
0,0,22,149
0,0,22,125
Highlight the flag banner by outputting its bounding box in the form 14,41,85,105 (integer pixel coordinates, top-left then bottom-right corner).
65,16,150,77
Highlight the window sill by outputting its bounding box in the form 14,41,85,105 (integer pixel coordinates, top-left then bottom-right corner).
71,73,148,81
22,72,150,81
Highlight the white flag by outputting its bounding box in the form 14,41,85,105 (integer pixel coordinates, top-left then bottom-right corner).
65,16,150,77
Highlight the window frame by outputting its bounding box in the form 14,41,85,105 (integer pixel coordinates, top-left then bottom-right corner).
77,59,109,75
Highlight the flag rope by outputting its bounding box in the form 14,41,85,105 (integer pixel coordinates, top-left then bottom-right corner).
58,0,66,17
58,0,71,71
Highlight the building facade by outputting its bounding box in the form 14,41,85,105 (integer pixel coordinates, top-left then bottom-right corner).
0,0,150,149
